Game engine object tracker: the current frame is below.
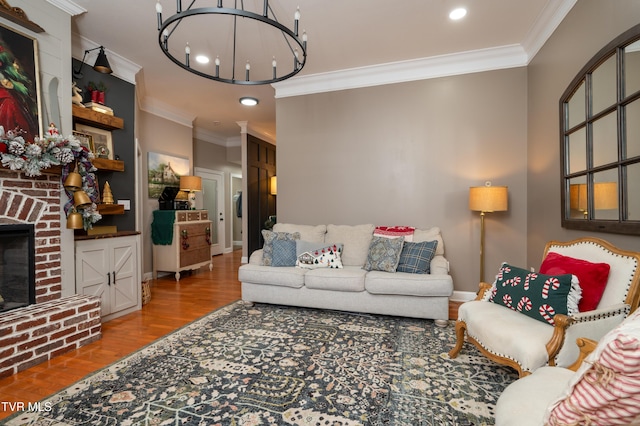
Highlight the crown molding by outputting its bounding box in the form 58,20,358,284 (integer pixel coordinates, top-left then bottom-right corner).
193,127,229,146
72,34,141,84
273,44,528,98
274,0,576,99
47,0,85,16
521,0,578,61
139,96,195,128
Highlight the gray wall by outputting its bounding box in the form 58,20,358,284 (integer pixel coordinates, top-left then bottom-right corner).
527,0,640,266
276,69,528,293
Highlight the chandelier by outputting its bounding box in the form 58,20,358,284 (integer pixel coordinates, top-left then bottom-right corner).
155,1,308,85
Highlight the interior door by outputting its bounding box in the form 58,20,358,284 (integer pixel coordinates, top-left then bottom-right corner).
195,168,225,256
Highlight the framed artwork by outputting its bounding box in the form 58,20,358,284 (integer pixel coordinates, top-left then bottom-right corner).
0,22,43,142
75,123,113,160
72,130,94,152
147,152,190,198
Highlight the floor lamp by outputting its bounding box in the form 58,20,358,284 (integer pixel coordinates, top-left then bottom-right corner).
469,183,508,283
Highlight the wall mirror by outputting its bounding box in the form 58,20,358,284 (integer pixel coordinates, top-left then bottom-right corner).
560,24,640,235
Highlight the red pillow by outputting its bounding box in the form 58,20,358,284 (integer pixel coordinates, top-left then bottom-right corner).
539,251,610,312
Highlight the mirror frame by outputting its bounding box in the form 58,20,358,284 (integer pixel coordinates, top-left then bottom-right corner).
560,23,640,235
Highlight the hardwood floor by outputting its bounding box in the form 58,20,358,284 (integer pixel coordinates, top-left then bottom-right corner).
0,250,242,420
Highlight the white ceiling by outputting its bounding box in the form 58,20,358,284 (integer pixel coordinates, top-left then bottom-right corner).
64,0,575,144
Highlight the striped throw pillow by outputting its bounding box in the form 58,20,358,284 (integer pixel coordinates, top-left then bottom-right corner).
546,309,640,425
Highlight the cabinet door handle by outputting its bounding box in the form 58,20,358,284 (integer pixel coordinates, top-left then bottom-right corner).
113,270,116,284
107,272,111,286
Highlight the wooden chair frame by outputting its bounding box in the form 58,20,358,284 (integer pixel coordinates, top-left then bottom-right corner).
449,237,640,377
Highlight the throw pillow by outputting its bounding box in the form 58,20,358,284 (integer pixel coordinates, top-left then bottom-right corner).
374,226,415,242
261,230,300,266
539,251,610,312
363,235,405,272
396,240,438,274
487,263,581,326
546,309,640,425
296,240,343,269
271,239,298,267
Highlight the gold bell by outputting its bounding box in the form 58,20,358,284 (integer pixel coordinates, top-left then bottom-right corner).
63,171,83,192
66,210,84,229
73,190,92,209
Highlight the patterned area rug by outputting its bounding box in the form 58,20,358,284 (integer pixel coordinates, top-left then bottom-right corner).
4,301,517,425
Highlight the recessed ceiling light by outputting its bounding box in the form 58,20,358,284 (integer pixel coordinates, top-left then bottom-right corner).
449,7,467,20
196,55,209,64
239,97,259,106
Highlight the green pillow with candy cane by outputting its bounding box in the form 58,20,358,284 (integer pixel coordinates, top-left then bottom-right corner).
487,263,582,325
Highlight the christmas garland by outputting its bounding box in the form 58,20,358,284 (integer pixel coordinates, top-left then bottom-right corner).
0,123,101,229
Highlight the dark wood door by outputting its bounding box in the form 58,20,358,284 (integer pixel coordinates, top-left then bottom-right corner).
247,135,276,255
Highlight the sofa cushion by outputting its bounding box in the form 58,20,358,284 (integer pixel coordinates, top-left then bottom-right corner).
271,239,298,267
539,251,610,312
487,263,581,326
304,266,366,292
363,235,404,272
261,230,300,266
238,264,306,288
296,241,343,269
413,227,445,256
325,224,375,267
396,240,438,274
365,271,453,297
273,223,326,243
495,366,575,426
545,308,640,425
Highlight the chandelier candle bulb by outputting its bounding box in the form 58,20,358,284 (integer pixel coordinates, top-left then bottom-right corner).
245,61,250,81
294,6,300,36
176,0,181,13
215,56,220,77
185,43,190,67
156,1,162,29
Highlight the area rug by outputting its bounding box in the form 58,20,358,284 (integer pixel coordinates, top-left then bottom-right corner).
4,301,517,425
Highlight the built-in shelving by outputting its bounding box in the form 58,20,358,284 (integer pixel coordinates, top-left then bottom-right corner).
72,105,124,130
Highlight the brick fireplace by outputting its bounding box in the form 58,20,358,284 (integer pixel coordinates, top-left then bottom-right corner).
0,168,101,379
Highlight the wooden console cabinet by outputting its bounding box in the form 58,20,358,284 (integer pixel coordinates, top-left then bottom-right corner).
75,234,141,322
152,210,213,281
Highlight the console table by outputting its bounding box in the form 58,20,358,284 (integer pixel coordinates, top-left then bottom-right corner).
152,210,213,281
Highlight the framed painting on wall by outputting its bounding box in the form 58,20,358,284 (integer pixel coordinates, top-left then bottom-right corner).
147,152,190,198
72,130,94,152
0,22,43,143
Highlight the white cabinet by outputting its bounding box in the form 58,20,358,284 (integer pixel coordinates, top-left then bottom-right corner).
152,210,213,281
75,234,141,322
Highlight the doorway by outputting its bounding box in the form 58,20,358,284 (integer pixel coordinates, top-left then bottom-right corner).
194,168,225,256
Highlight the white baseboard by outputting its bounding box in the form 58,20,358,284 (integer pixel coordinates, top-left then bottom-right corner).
451,290,476,302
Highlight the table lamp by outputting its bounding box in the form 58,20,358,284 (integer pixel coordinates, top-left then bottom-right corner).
180,175,202,210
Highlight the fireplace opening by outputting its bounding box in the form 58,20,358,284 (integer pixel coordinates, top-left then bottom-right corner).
0,224,35,313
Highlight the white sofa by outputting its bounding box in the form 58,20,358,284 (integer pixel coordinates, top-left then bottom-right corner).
238,223,454,323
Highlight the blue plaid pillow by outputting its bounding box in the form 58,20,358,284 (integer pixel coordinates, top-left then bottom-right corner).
261,230,300,266
396,240,438,274
271,239,298,267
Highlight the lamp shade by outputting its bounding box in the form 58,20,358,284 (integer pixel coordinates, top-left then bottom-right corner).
570,182,617,211
180,176,202,192
270,176,277,195
469,185,508,212
93,47,112,74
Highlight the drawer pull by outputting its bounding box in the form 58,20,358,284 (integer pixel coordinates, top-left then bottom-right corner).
181,229,190,250
205,227,211,245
